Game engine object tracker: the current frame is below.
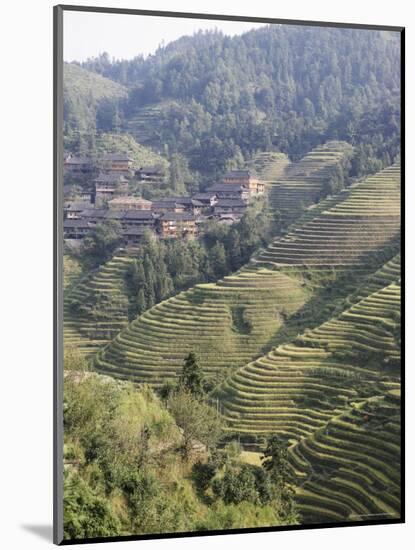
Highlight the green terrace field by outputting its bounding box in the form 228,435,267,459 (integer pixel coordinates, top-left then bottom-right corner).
291,392,401,523
256,164,400,270
94,268,311,385
246,151,291,182
267,141,354,226
218,255,401,523
64,252,134,356
123,101,173,146
93,163,401,388
218,257,401,439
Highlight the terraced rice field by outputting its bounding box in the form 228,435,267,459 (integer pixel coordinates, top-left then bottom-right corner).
93,163,401,388
94,268,311,385
64,253,134,356
219,253,401,523
246,151,291,182
257,164,400,270
268,141,353,225
219,260,401,439
123,102,170,146
291,392,401,523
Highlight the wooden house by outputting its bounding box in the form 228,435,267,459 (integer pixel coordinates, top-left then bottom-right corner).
108,196,153,211
192,192,218,207
157,212,197,239
137,165,165,182
78,208,108,225
94,173,129,206
213,198,248,216
63,219,92,239
64,155,93,174
63,201,92,220
222,170,264,195
207,183,250,201
123,226,154,247
101,153,133,176
122,210,157,229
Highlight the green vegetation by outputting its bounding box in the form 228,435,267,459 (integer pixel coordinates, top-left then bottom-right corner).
62,23,402,535
63,63,127,151
63,358,296,539
77,26,400,178
64,197,277,356
93,132,168,171
94,163,400,387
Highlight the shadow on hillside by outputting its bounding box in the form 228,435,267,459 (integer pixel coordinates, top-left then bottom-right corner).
257,238,401,359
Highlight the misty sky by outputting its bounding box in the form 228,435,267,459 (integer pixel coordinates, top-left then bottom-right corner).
64,10,268,62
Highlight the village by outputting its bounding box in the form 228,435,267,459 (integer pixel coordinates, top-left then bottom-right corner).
63,152,265,247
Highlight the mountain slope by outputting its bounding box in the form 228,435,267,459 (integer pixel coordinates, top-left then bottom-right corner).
219,256,401,438
93,162,400,387
64,62,127,143
79,25,401,175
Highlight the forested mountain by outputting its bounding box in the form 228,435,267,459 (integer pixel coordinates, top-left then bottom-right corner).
64,63,127,151
72,25,401,178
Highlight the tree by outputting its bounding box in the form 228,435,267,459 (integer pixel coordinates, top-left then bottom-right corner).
220,465,259,505
168,390,223,458
168,153,188,194
179,352,204,398
209,242,227,279
136,288,147,315
81,220,123,268
63,474,121,539
261,435,297,521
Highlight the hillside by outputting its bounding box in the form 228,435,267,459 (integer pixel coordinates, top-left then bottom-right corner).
93,132,168,170
291,392,401,523
64,63,127,147
63,141,345,358
266,140,353,225
219,255,401,438
79,26,400,177
93,162,400,387
64,252,134,356
217,253,400,523
63,367,296,539
255,164,400,269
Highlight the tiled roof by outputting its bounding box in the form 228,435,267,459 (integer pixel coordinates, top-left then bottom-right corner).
159,212,195,221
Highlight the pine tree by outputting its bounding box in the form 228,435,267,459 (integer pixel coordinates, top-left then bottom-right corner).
136,288,147,315
179,353,204,398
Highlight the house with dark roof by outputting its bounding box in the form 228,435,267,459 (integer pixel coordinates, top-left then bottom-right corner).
136,165,165,182
122,210,157,229
157,212,197,239
192,192,218,207
222,170,264,195
213,198,248,215
152,197,203,215
64,155,93,174
108,196,153,211
78,209,108,224
123,226,154,247
63,219,93,239
94,173,129,206
101,153,133,176
64,201,92,220
207,183,250,201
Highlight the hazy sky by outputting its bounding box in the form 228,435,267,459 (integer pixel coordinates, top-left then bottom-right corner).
64,11,268,62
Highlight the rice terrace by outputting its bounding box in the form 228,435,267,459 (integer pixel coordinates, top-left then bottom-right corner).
59,9,402,543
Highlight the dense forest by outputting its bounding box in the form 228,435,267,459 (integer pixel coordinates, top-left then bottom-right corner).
66,25,400,179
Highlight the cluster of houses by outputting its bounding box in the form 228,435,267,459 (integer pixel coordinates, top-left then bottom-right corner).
63,152,265,247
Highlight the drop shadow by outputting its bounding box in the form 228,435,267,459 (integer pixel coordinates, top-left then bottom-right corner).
21,524,53,542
